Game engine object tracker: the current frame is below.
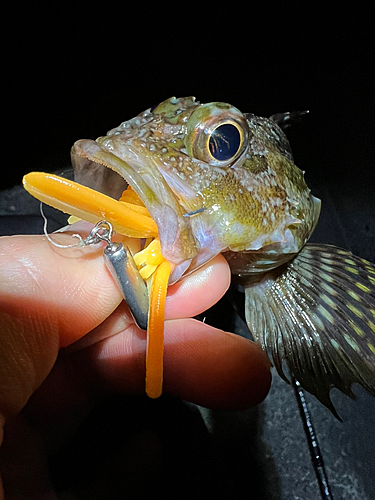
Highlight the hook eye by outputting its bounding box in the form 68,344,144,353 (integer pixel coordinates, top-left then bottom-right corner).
83,220,114,246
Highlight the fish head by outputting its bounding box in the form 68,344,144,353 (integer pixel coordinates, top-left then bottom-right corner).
72,97,321,281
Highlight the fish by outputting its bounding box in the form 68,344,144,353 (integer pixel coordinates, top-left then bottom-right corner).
23,96,375,416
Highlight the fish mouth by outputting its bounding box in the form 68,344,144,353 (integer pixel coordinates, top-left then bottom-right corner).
71,139,199,275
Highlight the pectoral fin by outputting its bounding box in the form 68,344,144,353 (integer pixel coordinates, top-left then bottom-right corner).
244,244,375,417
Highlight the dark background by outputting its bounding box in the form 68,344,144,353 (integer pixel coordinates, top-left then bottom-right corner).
2,3,375,499
3,4,374,193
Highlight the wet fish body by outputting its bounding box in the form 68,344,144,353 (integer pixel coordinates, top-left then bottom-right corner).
32,97,375,414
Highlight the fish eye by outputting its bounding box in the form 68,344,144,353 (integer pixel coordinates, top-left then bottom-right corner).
184,102,248,166
209,122,242,161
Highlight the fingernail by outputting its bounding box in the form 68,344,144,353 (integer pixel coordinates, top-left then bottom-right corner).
53,221,95,233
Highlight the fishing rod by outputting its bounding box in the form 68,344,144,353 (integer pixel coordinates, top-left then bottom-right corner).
292,377,334,500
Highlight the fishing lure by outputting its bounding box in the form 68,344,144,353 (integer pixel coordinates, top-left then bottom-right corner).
22,97,375,416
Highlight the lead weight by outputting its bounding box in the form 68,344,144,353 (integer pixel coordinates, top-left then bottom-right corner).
103,242,149,330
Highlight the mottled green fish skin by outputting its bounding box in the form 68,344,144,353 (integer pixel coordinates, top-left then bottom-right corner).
85,96,320,275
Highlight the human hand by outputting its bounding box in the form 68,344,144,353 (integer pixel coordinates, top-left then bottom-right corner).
0,226,271,498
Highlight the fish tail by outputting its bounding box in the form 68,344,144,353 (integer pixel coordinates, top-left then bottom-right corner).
244,243,375,417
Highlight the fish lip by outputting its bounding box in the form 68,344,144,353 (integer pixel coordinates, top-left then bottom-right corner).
71,139,199,278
